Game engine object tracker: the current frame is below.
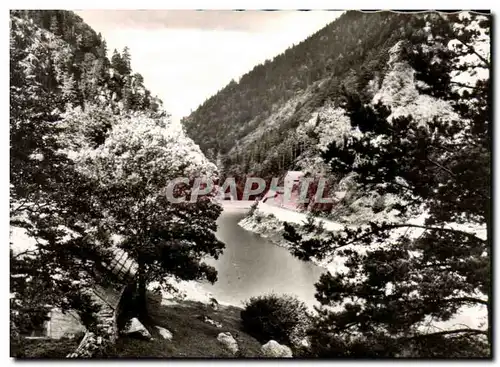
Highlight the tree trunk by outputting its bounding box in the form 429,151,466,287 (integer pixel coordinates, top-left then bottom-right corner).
136,261,148,317
486,216,492,351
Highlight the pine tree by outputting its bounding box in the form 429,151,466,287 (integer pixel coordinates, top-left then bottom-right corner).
10,16,112,343
121,76,133,110
283,12,491,358
98,38,107,59
49,14,59,35
110,48,123,73
121,46,132,75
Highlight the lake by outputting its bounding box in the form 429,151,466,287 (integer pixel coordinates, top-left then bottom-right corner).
199,209,325,308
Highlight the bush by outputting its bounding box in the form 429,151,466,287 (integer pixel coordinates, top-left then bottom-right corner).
247,201,258,216
240,293,310,346
253,211,264,223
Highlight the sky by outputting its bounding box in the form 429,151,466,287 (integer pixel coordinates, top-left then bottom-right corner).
75,10,343,123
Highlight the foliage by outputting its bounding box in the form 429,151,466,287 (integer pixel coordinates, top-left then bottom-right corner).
10,13,116,335
70,112,225,314
247,201,258,216
283,11,491,357
9,9,168,337
240,293,310,346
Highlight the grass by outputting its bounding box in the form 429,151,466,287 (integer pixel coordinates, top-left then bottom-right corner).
11,336,82,359
99,294,265,358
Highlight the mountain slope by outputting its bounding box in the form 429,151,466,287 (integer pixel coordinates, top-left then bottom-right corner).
182,11,425,178
10,10,163,115
182,10,489,188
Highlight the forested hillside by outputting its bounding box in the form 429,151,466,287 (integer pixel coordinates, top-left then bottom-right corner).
182,11,411,177
11,10,163,114
182,11,489,187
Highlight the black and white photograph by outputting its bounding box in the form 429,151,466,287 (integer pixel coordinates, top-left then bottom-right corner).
8,7,492,359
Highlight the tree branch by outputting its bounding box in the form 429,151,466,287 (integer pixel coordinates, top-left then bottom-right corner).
455,37,490,69
10,197,31,217
13,249,39,259
443,297,489,306
450,81,482,90
427,158,456,177
322,221,484,254
402,328,488,340
384,223,485,241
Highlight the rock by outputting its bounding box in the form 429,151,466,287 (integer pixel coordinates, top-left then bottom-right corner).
209,297,219,311
63,332,78,339
206,318,222,328
298,337,310,348
123,317,152,340
217,332,239,355
197,314,223,328
290,335,310,349
155,325,173,340
261,340,293,358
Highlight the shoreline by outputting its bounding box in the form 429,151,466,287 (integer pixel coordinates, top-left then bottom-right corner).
237,208,342,274
236,204,488,332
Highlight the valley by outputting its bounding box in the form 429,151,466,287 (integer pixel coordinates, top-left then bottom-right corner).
9,9,491,359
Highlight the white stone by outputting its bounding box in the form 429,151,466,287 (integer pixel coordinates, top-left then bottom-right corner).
261,340,293,358
299,337,310,348
200,315,222,328
155,326,173,340
217,332,239,355
206,318,222,328
123,317,151,340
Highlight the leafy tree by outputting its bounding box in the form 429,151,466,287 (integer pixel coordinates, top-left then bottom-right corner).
69,113,225,315
10,10,165,341
61,71,78,103
284,12,490,357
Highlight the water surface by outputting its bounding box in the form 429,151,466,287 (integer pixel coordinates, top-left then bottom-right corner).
200,210,325,307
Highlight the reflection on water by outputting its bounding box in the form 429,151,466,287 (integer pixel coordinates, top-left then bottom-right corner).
200,210,325,308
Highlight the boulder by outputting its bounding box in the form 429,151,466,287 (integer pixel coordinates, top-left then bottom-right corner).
123,318,152,340
217,332,239,355
261,340,293,358
155,325,173,340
